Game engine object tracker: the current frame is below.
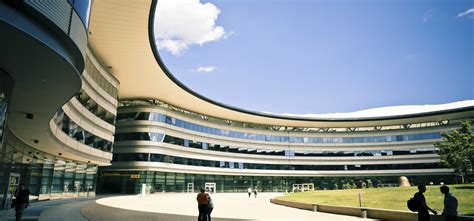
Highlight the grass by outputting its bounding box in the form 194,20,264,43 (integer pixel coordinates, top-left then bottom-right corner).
276,184,474,216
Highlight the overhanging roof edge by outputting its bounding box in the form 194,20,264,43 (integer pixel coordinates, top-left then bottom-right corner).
147,0,474,123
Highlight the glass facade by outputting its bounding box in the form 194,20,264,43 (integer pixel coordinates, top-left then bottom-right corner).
118,99,453,133
54,109,113,152
75,89,116,124
115,132,164,143
0,130,97,209
111,153,444,171
0,92,7,147
67,0,92,27
97,170,463,194
115,132,438,157
294,148,438,157
116,112,443,144
108,104,470,195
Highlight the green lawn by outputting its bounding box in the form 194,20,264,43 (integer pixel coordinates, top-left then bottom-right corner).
276,184,474,215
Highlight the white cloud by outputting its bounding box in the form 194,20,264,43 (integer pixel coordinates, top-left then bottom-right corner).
154,0,227,55
195,66,217,73
457,8,474,18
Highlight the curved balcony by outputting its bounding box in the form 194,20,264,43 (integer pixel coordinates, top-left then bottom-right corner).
108,161,453,177
0,1,111,164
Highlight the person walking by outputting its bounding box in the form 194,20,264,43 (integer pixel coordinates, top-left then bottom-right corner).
414,185,437,221
14,183,30,221
247,187,252,198
206,193,214,221
253,188,257,198
440,186,458,221
196,189,209,221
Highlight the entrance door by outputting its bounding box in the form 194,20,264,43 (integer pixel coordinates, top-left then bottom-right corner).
292,184,303,192
86,182,93,197
4,173,20,210
205,182,216,194
74,181,81,197
124,179,135,194
187,183,194,193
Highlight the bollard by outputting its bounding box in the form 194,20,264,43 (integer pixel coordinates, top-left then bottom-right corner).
360,209,367,218
312,204,318,212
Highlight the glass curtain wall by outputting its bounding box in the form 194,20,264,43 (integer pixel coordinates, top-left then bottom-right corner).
0,129,98,209
115,112,444,144
0,92,6,146
0,72,13,210
97,170,463,194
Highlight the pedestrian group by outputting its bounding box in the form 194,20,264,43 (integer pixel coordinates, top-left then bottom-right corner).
408,185,458,221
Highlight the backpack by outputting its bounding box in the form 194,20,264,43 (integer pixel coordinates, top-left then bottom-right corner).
407,197,419,212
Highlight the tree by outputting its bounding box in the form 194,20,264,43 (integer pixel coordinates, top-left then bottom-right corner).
434,120,474,183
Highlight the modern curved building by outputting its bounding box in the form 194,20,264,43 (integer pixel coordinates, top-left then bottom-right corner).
0,0,117,208
101,99,473,193
1,0,473,204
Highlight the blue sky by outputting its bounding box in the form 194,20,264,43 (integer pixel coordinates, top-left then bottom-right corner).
155,0,474,114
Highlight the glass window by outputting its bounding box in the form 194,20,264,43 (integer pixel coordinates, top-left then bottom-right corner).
165,116,173,124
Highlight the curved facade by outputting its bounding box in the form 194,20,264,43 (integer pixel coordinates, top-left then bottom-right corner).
1,0,473,205
0,1,117,209
97,99,473,193
86,0,473,194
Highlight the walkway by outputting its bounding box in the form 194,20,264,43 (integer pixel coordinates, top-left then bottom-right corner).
0,197,93,221
83,193,376,221
1,193,377,221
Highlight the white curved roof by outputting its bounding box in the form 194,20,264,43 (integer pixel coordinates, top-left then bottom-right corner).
264,100,474,119
88,1,474,128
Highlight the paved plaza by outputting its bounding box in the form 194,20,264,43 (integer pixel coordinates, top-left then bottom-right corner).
1,193,376,221
84,193,375,221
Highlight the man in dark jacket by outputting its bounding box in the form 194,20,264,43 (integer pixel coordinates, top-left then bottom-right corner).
440,185,458,221
414,185,437,221
14,183,30,221
196,189,209,221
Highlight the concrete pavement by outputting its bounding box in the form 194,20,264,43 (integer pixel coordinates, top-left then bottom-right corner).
2,193,379,221
0,197,94,221
85,193,376,221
